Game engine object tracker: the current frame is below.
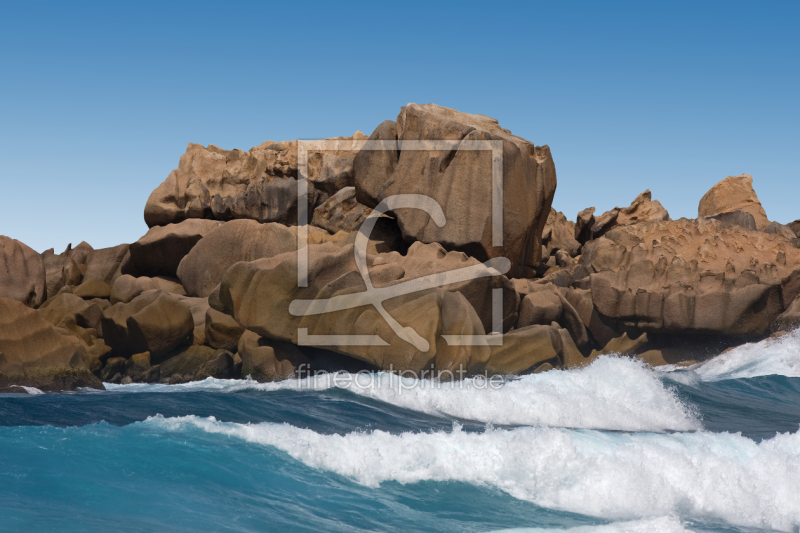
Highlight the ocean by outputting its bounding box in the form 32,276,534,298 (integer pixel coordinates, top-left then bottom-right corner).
1,331,799,533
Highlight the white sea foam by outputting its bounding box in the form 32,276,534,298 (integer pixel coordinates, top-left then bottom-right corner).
492,516,690,533
6,385,45,395
107,357,699,432
146,415,800,532
339,357,699,432
690,329,800,381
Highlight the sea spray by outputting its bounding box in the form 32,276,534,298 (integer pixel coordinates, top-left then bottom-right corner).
147,415,800,532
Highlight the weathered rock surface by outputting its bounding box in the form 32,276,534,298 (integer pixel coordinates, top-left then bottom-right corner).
581,218,799,336
143,133,367,227
0,297,103,391
72,279,111,300
592,190,670,239
774,297,800,332
101,290,194,361
789,220,800,238
311,186,371,234
83,244,129,285
1,236,46,307
129,219,222,277
354,103,557,277
205,308,245,352
238,331,307,382
42,249,82,298
698,174,770,230
176,220,297,297
575,207,596,244
541,209,580,258
219,240,508,373
708,210,757,231
110,275,186,304
221,240,517,342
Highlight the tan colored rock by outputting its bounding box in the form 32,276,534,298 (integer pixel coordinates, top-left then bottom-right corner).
221,241,517,345
83,244,129,285
72,279,111,300
110,275,186,304
238,330,303,382
0,236,46,307
483,325,561,375
774,297,800,332
176,220,297,297
698,174,770,230
42,249,82,298
205,308,245,352
788,220,800,238
101,290,194,361
0,297,102,391
311,186,371,233
129,219,222,277
592,190,670,238
517,284,588,347
542,209,580,258
354,103,556,277
143,132,367,227
575,207,596,244
580,218,799,335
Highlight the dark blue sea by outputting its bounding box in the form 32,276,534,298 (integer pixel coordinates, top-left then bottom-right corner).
2,331,799,533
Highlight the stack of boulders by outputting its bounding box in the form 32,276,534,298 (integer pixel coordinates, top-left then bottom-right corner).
2,103,799,391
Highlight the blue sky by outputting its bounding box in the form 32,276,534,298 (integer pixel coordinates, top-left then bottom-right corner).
1,0,798,252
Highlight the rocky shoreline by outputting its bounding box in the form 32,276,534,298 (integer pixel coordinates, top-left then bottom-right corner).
2,103,799,392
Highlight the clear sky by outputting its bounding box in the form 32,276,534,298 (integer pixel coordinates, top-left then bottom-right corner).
1,0,798,253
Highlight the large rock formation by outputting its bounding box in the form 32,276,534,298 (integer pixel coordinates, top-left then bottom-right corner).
0,297,103,391
143,133,367,228
0,236,46,307
581,218,799,336
218,239,521,374
353,103,557,277
591,190,670,239
698,174,770,230
129,219,222,278
176,219,298,297
101,290,194,361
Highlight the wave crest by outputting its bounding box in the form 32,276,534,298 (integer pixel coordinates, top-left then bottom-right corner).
145,415,800,532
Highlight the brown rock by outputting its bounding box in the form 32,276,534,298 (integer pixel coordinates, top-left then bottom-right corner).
592,190,670,238
709,210,757,231
0,236,46,307
483,325,561,375
788,220,800,238
581,218,798,336
238,330,303,382
176,220,297,297
143,133,367,227
110,275,186,304
575,207,596,244
774,297,800,332
129,219,222,277
83,244,130,285
311,186,371,233
698,174,770,230
72,279,111,300
42,248,82,297
541,209,580,258
354,103,556,277
0,297,102,391
205,308,245,352
101,290,194,361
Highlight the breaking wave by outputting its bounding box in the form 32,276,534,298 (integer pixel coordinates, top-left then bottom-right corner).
146,415,800,532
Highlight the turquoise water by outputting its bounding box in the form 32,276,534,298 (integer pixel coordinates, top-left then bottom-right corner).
1,332,799,533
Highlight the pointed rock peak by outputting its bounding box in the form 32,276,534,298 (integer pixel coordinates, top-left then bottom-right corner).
698,173,770,230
